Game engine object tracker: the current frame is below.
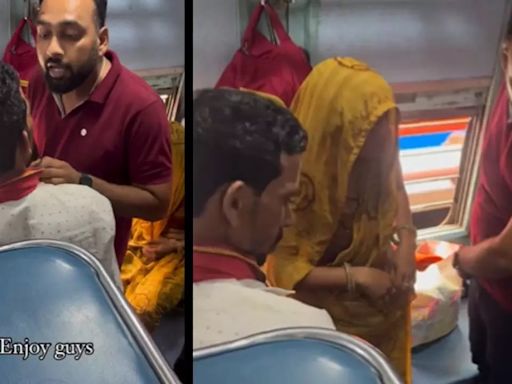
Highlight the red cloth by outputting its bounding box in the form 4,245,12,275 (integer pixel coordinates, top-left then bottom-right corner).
27,51,172,265
193,247,266,283
471,84,512,313
2,18,38,85
0,168,42,204
215,3,311,107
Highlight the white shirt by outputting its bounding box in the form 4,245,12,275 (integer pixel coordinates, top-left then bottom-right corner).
0,183,121,286
193,279,336,349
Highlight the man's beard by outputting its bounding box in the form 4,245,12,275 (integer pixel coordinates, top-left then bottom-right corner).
43,50,99,94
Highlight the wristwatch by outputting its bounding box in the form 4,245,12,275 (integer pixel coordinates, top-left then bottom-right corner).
79,174,93,188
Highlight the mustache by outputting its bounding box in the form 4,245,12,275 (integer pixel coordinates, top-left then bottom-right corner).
45,58,71,70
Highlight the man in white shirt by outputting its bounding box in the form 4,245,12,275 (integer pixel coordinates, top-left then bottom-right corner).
0,61,119,284
192,89,335,349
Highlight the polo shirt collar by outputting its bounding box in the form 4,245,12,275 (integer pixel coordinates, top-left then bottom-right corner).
89,50,122,104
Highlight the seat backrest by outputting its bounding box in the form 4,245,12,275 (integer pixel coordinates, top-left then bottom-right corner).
0,240,179,384
194,328,403,384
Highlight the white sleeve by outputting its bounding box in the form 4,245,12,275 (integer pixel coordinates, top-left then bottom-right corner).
307,309,337,330
87,195,121,289
272,296,336,330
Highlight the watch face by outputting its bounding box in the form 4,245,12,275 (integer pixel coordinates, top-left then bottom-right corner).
80,175,93,187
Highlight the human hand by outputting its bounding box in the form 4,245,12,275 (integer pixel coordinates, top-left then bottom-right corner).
142,237,183,262
35,156,80,185
162,228,184,242
451,247,472,280
353,267,394,301
390,243,417,293
353,266,412,310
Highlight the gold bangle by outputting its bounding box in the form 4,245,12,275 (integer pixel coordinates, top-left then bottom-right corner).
395,225,417,242
343,262,355,293
396,224,417,235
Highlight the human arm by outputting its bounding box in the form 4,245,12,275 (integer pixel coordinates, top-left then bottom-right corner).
271,228,395,301
456,218,512,279
361,112,416,289
84,176,170,222
392,159,417,288
295,265,396,303
37,100,172,221
37,157,171,222
143,228,184,262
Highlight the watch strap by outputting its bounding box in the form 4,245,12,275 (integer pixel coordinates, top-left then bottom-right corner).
79,174,93,187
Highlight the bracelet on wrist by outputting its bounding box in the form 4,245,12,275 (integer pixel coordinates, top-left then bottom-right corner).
343,262,356,294
392,224,417,245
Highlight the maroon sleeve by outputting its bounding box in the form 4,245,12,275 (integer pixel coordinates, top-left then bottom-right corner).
126,99,172,186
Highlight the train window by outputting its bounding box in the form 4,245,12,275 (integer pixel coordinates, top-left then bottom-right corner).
394,77,509,243
399,117,469,227
392,77,493,235
136,67,185,122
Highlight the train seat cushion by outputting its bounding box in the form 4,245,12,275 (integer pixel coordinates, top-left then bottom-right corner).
0,244,161,384
194,338,383,384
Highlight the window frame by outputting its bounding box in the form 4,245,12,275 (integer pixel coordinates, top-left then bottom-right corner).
398,50,507,241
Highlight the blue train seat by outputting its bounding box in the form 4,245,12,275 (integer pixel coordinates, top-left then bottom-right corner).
194,328,403,384
0,240,180,384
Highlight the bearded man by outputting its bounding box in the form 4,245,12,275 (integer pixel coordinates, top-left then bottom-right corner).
27,0,172,265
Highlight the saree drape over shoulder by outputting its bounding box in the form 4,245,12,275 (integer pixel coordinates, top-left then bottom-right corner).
265,57,411,383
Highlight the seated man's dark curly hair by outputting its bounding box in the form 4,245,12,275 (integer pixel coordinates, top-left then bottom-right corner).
0,62,27,174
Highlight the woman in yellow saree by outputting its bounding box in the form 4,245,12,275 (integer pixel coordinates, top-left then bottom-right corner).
120,121,185,332
265,58,416,383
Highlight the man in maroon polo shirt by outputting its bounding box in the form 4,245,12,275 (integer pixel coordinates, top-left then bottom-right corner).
454,17,512,384
27,0,172,264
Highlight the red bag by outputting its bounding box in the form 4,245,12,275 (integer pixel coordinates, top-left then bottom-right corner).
216,3,311,106
2,18,38,87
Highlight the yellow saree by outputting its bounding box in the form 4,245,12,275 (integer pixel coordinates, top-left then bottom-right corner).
265,58,411,383
120,121,185,330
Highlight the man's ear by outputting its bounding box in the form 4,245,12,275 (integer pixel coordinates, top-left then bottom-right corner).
221,181,252,227
98,27,109,56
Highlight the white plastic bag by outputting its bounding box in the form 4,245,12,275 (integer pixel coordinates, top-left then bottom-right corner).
411,253,463,347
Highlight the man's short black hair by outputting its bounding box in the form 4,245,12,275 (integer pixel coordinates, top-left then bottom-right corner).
193,88,308,218
0,62,26,174
39,0,107,28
